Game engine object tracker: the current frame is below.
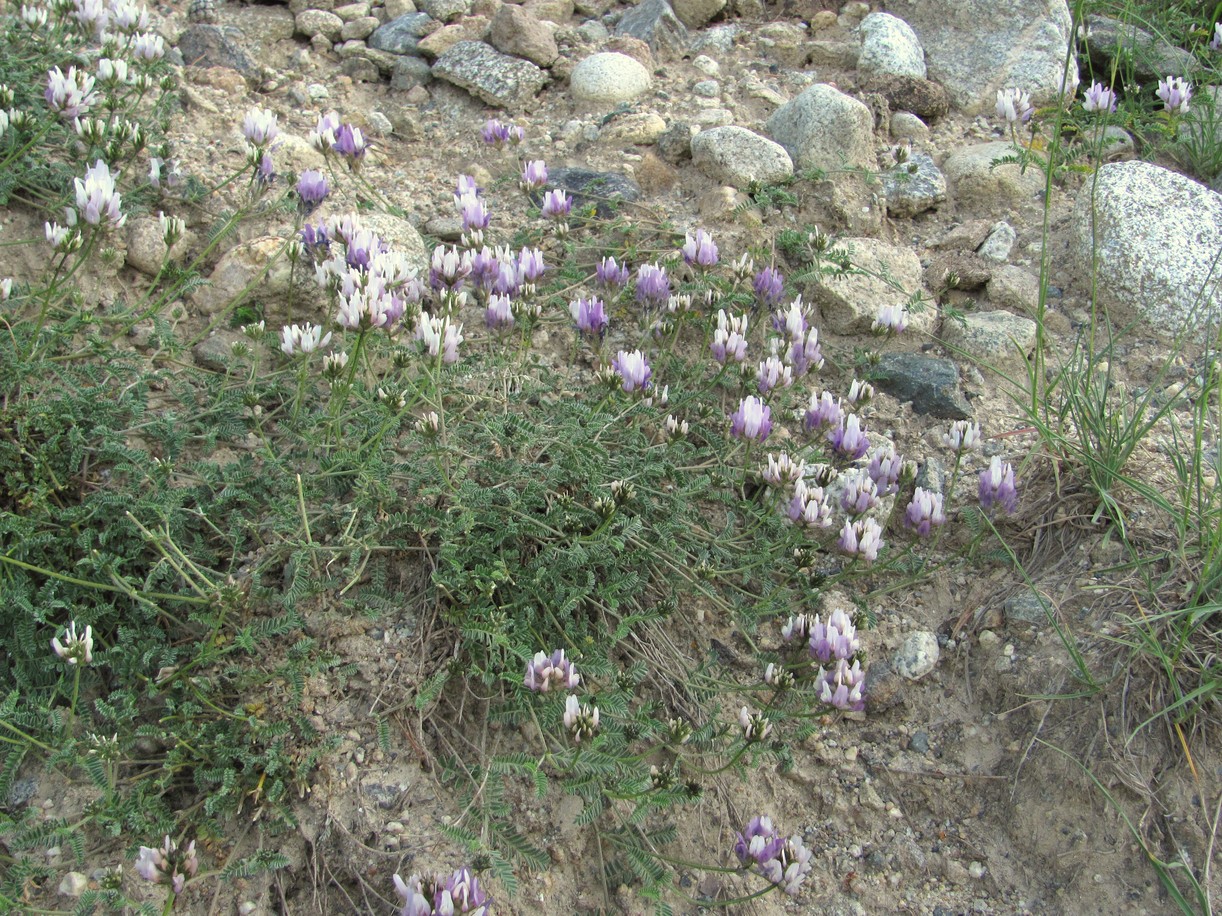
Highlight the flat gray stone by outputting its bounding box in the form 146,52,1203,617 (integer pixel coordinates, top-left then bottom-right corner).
368,12,433,54
390,55,433,89
882,0,1076,111
858,11,926,79
295,9,343,40
614,0,689,57
977,220,1016,262
894,631,940,680
1070,161,1222,331
432,40,548,109
942,141,1046,208
874,353,971,418
986,265,1041,314
881,151,945,217
803,238,928,335
765,83,876,174
177,24,255,74
940,309,1038,369
690,126,793,188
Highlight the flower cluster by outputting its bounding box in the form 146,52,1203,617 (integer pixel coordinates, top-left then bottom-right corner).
978,455,1019,514
523,649,580,692
612,349,652,394
995,87,1034,124
681,228,718,269
711,308,750,364
730,395,771,442
309,110,369,165
1082,80,1118,114
904,487,946,537
733,815,813,896
51,620,94,665
394,867,489,916
481,117,524,148
45,65,95,120
837,517,882,563
315,214,425,334
564,694,600,742
135,835,198,896
808,608,865,711
1157,75,1191,114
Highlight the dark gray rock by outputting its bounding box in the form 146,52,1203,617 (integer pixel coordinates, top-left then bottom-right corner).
881,152,946,217
177,25,255,74
614,0,689,58
874,353,971,419
432,41,548,109
369,12,433,55
390,55,433,90
540,167,641,218
656,120,695,163
859,74,950,121
1080,14,1197,83
1003,591,1049,625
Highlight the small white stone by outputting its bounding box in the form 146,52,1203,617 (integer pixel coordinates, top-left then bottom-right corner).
58,872,88,897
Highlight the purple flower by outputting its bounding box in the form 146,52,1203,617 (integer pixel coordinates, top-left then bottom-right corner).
1157,75,1192,114
734,816,786,867
521,159,548,190
596,256,630,289
787,328,825,376
481,117,510,146
1082,80,1118,114
762,453,805,488
785,480,832,528
541,188,572,220
458,194,490,233
942,419,982,453
809,608,858,663
296,169,329,214
827,414,869,460
872,303,908,335
444,866,489,915
300,223,330,259
241,106,278,146
753,266,785,308
570,297,609,338
612,349,652,393
429,245,472,290
516,246,546,284
711,309,749,364
904,487,945,537
867,445,902,496
256,151,276,186
634,263,670,308
524,649,580,692
74,159,125,228
773,297,807,339
837,518,882,563
978,455,1018,514
756,356,793,394
995,87,1034,124
455,174,480,199
803,390,842,432
484,293,514,331
332,123,368,161
1212,22,1222,52
681,228,719,268
782,614,812,642
135,835,198,897
838,469,879,516
816,658,865,712
730,396,772,443
416,315,465,364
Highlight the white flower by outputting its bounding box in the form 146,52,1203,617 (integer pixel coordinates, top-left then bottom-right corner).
995,87,1034,124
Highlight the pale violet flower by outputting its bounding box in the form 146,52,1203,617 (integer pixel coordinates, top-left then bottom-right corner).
995,87,1034,124
563,695,600,742
1157,76,1192,114
1212,22,1222,52
730,396,772,442
978,455,1019,514
681,228,718,268
242,107,279,147
74,159,125,228
1082,80,1118,113
279,323,331,356
943,419,982,453
611,349,652,393
45,65,95,120
524,649,580,693
872,303,908,335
